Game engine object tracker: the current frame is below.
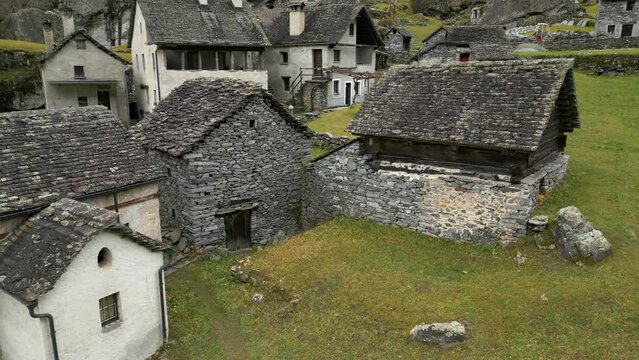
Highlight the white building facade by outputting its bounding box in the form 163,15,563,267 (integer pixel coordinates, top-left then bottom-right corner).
40,28,131,125
258,1,383,110
131,0,270,116
0,199,169,360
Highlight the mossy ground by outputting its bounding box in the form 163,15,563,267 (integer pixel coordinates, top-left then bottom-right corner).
305,104,361,138
165,73,639,359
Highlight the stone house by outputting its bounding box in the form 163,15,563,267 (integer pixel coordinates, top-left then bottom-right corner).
382,26,413,60
40,26,132,125
138,78,311,249
596,0,639,37
413,26,514,66
303,59,580,245
0,106,165,243
255,0,384,110
0,198,169,360
130,0,270,116
470,0,487,24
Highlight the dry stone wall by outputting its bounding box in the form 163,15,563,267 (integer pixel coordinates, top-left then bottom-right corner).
303,142,569,244
157,97,310,248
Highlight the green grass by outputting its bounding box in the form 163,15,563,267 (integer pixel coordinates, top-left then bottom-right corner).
306,104,361,138
405,20,443,52
310,144,333,159
0,67,32,81
165,73,639,359
0,39,45,53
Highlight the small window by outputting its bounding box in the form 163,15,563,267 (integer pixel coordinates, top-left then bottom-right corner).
78,96,88,107
185,51,200,70
280,51,289,64
621,24,634,37
354,81,360,95
171,209,176,218
333,49,341,63
165,49,182,70
333,79,340,95
74,65,85,79
142,54,146,70
153,90,157,105
97,248,112,268
249,119,256,128
167,167,171,176
135,54,140,70
349,23,355,36
608,25,616,35
459,53,471,62
76,39,86,50
282,76,291,91
99,293,120,327
627,1,635,11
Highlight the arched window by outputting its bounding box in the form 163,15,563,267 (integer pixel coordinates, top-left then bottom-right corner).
98,248,112,268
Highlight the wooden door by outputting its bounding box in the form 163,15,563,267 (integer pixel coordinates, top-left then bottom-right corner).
459,53,471,62
345,82,352,106
224,210,251,250
312,49,323,77
97,90,111,110
621,24,634,37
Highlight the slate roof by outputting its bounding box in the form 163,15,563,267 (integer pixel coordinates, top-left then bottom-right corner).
416,26,512,59
138,78,310,157
385,27,412,38
348,59,580,152
255,0,383,46
0,107,164,217
0,198,168,303
136,0,269,47
40,29,130,65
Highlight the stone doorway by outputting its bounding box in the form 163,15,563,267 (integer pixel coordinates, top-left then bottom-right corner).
224,210,252,250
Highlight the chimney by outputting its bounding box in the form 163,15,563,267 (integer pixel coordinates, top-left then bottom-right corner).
289,2,306,37
231,0,242,7
198,0,208,5
60,7,75,37
43,21,55,52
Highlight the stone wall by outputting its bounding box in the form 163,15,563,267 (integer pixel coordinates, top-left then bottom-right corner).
157,97,310,248
302,142,569,244
543,36,639,51
301,80,328,112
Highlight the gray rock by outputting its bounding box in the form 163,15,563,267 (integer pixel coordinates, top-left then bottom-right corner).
528,215,549,232
409,321,466,348
252,293,264,302
553,206,612,264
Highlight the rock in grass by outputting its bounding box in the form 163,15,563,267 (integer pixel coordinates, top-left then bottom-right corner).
553,206,612,264
528,215,549,232
409,321,466,348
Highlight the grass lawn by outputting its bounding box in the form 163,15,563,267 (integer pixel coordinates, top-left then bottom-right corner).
165,73,639,359
305,104,361,138
0,39,45,53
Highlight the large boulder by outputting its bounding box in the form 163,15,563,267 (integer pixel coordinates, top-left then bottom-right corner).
478,0,582,27
553,206,612,264
409,321,466,347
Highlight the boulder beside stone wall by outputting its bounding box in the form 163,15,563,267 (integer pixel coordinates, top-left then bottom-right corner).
409,321,466,347
553,206,612,264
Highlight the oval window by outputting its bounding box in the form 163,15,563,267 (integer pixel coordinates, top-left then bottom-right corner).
97,248,112,268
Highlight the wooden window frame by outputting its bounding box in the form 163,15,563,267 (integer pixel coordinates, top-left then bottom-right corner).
459,53,471,62
333,79,341,95
607,25,616,35
77,96,88,107
76,39,86,50
99,293,120,328
73,65,85,79
333,49,341,63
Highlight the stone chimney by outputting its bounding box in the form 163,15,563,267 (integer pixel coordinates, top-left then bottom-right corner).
60,7,75,37
43,21,55,52
289,2,306,37
231,0,242,7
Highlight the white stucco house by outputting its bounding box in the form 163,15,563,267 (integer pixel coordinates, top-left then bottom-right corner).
130,0,270,116
40,24,132,125
0,198,170,360
0,106,165,244
255,0,384,110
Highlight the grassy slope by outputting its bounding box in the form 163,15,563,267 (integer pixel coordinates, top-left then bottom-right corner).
0,39,46,53
306,104,361,138
166,74,639,359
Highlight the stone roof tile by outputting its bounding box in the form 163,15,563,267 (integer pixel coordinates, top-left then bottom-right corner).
348,59,580,152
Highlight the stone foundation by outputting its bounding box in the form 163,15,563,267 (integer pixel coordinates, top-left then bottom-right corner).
302,143,569,244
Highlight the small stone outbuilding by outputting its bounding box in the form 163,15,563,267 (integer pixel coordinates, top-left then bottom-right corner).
304,59,580,244
413,26,514,66
596,0,639,37
0,198,169,360
383,27,413,61
139,78,311,250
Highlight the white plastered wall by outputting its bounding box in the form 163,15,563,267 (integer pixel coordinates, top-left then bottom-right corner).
35,231,165,360
0,290,49,360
